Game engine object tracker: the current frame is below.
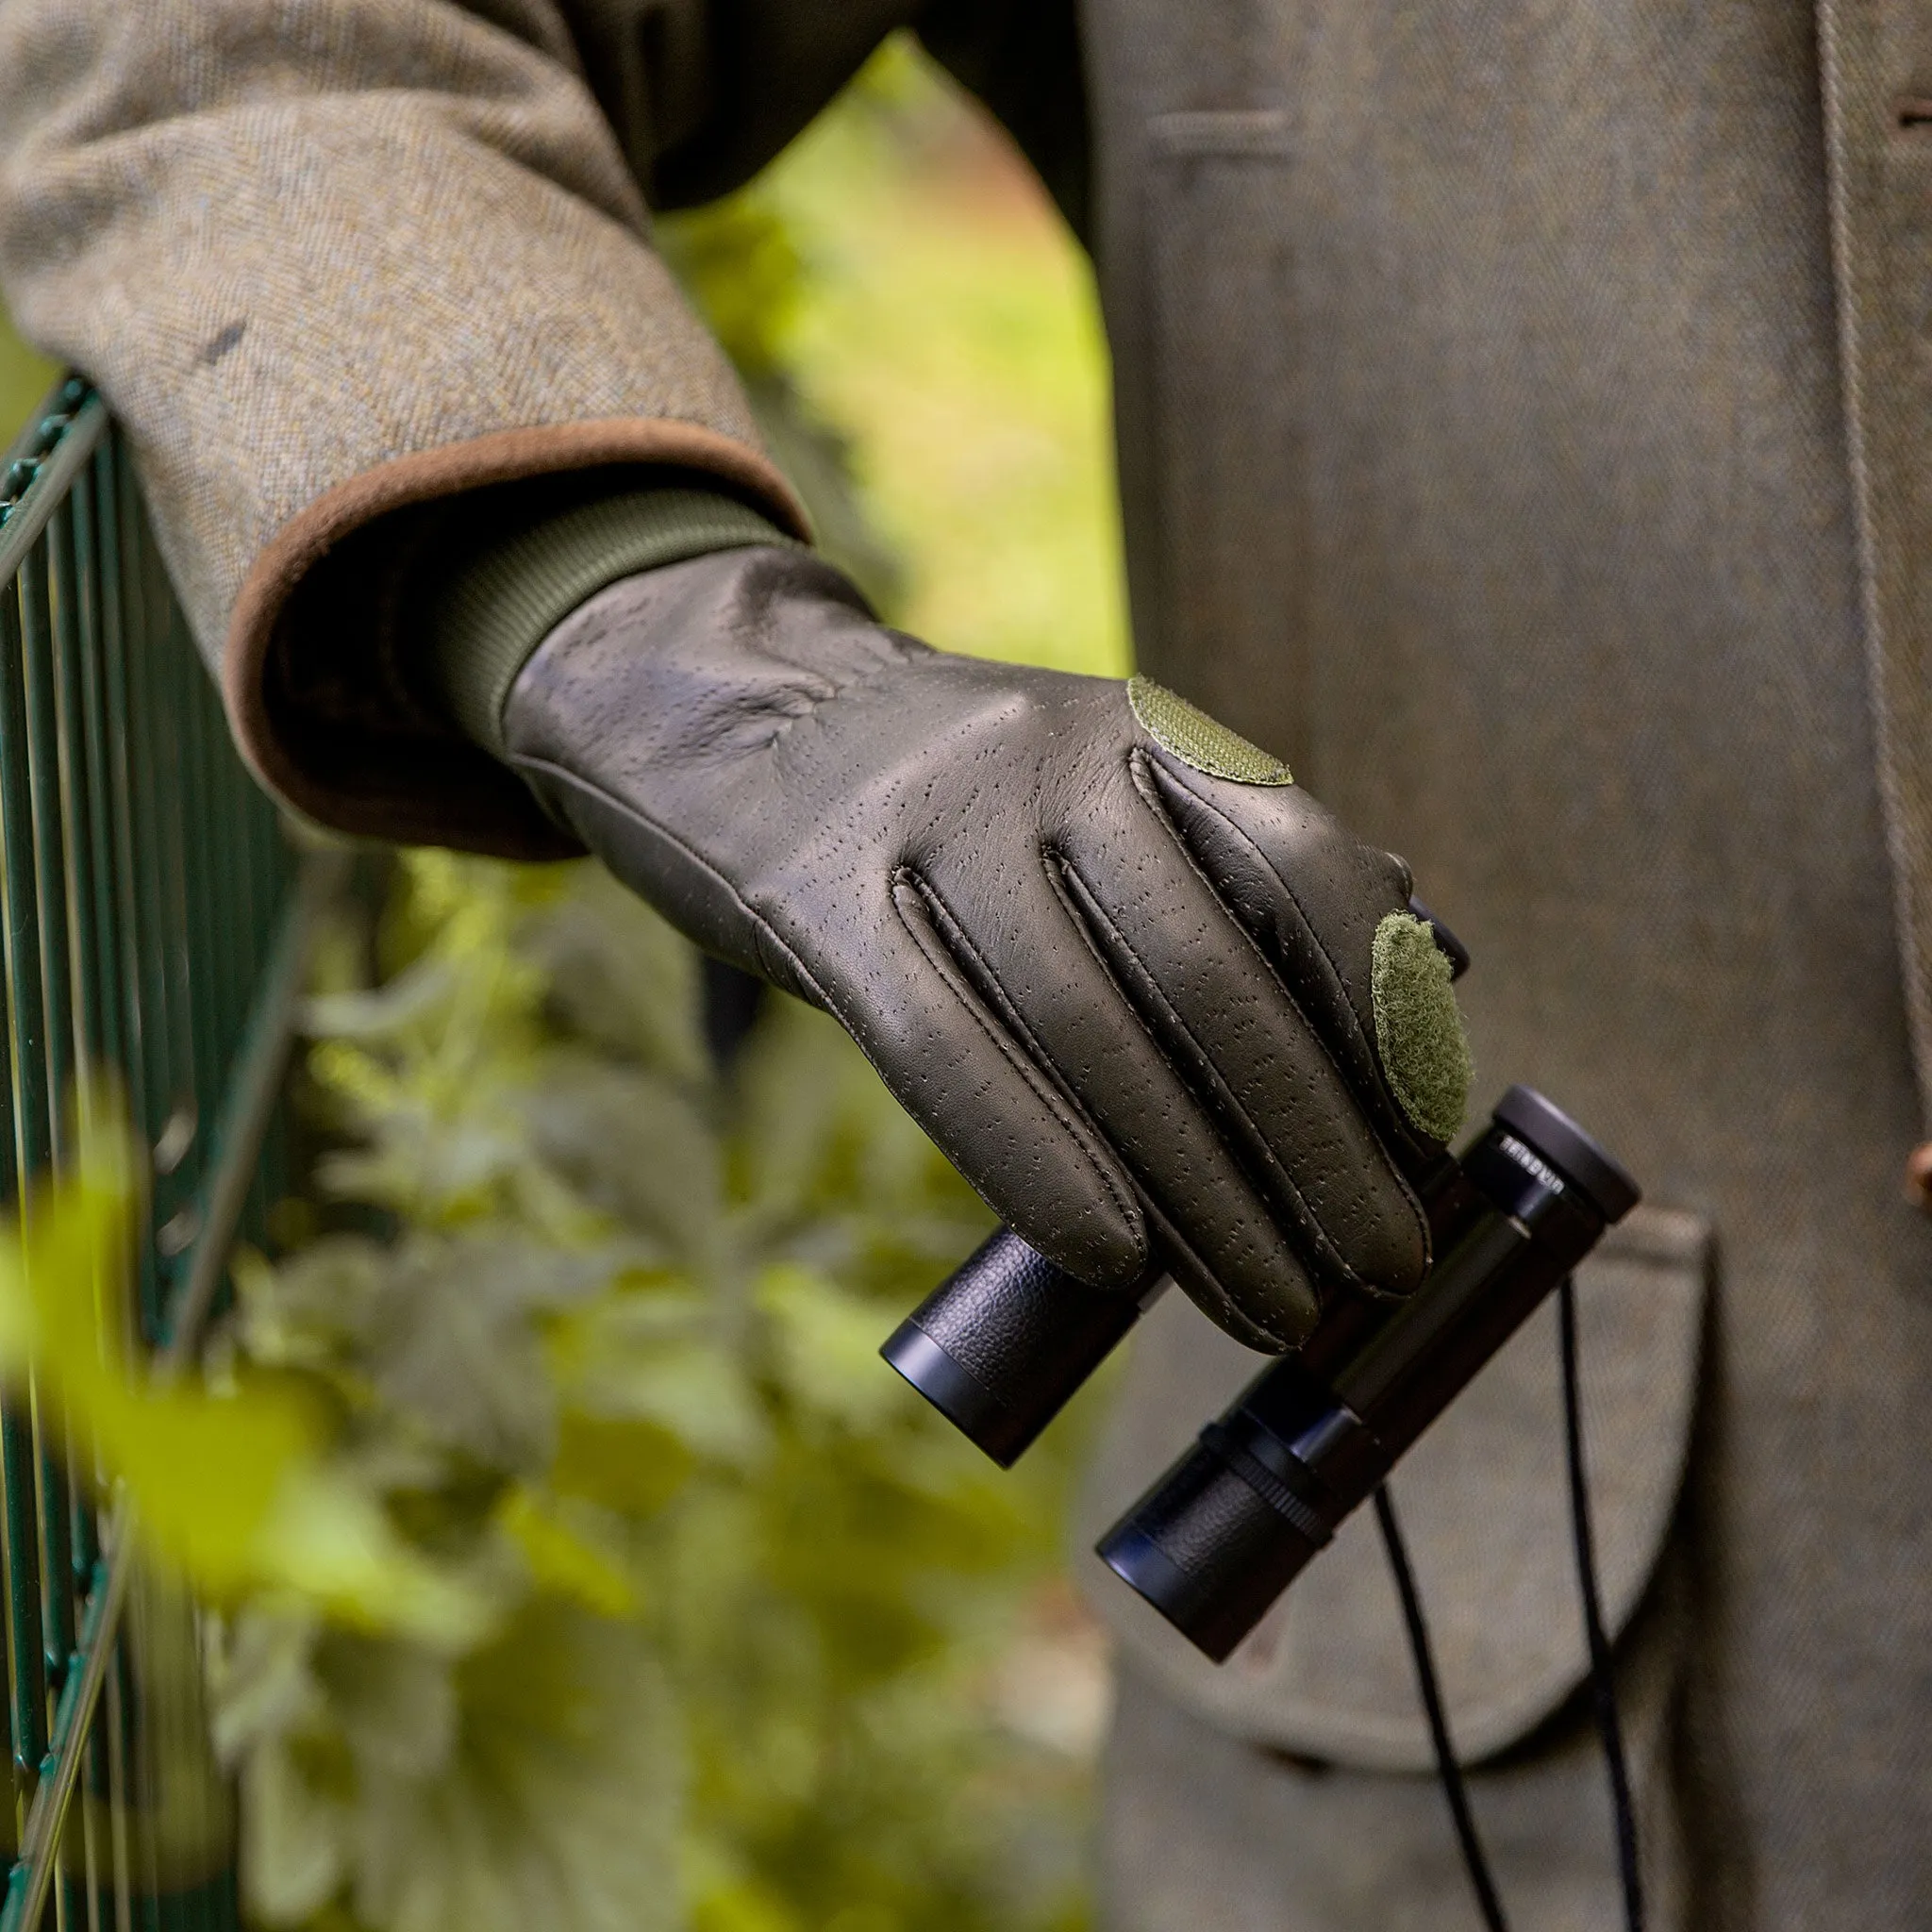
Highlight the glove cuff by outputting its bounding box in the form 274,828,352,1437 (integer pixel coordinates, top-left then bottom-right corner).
428,485,799,754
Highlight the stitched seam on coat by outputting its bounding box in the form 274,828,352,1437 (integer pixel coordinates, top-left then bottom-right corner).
891,865,1146,1245
1050,847,1360,1290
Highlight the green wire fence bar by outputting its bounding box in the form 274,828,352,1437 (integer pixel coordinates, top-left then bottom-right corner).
0,378,327,1932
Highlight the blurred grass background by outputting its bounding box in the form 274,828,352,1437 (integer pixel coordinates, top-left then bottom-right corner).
0,33,1129,1932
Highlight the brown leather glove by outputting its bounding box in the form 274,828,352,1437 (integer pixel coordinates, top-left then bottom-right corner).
499,545,1465,1351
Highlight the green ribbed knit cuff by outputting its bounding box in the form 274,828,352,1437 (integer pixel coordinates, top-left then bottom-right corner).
428,487,798,754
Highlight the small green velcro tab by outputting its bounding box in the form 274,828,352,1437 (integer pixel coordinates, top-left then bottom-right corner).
1127,676,1292,785
1372,911,1474,1144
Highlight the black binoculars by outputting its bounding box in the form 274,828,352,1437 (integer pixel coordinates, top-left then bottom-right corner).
882,1082,1639,1662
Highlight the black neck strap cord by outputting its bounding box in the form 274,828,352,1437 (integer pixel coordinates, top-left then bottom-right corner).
1558,1274,1646,1931
1372,1275,1644,1932
1373,1484,1511,1932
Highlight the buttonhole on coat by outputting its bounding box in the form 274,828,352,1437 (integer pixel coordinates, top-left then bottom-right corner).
1897,98,1932,129
196,320,247,367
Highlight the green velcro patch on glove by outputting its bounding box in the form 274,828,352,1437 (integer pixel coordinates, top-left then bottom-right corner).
1127,676,1293,785
1372,911,1474,1144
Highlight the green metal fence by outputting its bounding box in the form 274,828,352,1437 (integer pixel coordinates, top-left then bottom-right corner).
0,379,325,1930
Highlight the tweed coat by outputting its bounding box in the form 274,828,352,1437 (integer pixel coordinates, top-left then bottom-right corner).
4,2,1932,1925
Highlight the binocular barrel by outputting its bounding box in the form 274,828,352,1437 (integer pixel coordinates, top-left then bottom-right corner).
878,889,1641,1663
880,1230,1162,1468
883,1082,1639,1661
1099,1084,1638,1658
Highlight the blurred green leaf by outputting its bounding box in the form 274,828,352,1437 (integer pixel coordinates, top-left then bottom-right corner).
222,848,1100,1930
0,1111,488,1645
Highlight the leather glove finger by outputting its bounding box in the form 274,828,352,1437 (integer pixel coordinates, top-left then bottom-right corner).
1132,741,1470,1157
1044,756,1427,1296
541,734,1314,1344
891,846,1323,1348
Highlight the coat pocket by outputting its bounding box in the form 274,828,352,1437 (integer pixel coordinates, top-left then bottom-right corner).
1075,1204,1709,1769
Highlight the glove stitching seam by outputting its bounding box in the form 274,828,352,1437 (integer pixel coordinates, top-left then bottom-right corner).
890,865,1148,1251
514,750,1153,1273
1132,752,1430,1178
1033,846,1303,1342
1133,751,1364,1047
1125,751,1432,1269
1049,846,1362,1294
507,753,836,1010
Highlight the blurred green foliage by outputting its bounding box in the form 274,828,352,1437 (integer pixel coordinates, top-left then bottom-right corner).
212,72,1135,1891
0,1105,489,1644
660,36,1130,677
205,856,1098,1932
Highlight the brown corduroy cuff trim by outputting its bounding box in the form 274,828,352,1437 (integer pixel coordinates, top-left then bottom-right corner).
221,417,811,858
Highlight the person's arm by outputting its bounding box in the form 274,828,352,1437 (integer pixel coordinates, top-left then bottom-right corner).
0,0,1472,1348
0,0,812,853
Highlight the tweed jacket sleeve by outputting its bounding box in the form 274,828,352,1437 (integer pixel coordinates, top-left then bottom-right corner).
0,0,833,852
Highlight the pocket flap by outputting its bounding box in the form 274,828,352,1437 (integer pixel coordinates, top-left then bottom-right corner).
1075,1205,1708,1770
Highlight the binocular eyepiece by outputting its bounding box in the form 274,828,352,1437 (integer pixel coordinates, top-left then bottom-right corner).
882,1084,1638,1662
